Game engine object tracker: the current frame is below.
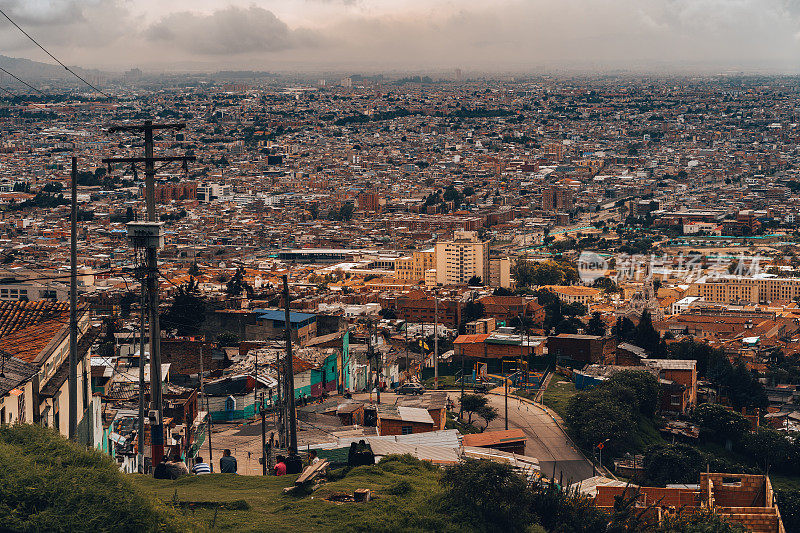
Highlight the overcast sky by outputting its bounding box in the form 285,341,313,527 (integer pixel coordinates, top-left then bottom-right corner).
0,0,799,73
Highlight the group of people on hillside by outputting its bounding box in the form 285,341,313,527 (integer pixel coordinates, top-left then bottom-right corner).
153,449,237,479
153,448,319,478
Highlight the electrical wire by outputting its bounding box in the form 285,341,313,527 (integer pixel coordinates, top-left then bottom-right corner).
0,8,112,98
0,66,48,97
0,85,50,110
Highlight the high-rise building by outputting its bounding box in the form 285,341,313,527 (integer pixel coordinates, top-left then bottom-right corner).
357,192,381,212
434,231,489,286
542,186,573,211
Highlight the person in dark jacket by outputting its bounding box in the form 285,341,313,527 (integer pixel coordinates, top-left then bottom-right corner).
220,449,238,474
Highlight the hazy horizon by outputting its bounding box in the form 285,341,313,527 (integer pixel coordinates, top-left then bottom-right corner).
0,0,799,74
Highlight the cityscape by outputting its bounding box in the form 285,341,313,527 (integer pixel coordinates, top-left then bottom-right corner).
1,1,800,532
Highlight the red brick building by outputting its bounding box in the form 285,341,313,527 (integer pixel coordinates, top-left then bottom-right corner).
547,334,615,365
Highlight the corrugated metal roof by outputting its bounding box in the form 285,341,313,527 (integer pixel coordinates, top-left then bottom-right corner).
370,441,459,464
642,359,696,370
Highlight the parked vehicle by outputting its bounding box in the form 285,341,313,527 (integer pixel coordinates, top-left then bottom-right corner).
396,383,425,395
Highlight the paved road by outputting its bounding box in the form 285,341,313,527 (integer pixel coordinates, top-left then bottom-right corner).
361,389,597,483
483,392,595,484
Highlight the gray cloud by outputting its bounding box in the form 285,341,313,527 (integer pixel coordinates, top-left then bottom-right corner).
0,0,799,72
145,6,322,55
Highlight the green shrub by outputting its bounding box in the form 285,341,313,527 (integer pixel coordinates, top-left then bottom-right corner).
0,424,190,532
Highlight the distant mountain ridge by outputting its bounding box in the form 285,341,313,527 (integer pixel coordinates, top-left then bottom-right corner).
0,54,91,80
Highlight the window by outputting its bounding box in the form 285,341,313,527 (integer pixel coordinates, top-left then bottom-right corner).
670,395,681,406
17,393,25,424
401,425,413,435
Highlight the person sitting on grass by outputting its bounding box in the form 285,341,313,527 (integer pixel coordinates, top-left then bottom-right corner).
192,456,212,475
220,449,237,474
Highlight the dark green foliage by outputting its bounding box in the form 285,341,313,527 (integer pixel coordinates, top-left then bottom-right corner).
216,331,239,347
642,444,704,486
662,339,767,410
460,393,488,425
633,310,660,354
565,371,659,458
692,404,751,444
9,192,69,210
562,301,587,316
608,370,660,418
119,291,138,319
512,257,578,287
476,405,499,431
225,266,252,298
613,316,637,342
736,427,793,472
467,275,483,286
162,277,206,335
0,424,185,532
440,459,533,532
586,312,607,336
776,489,800,533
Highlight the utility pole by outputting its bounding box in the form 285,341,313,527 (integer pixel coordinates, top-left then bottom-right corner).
434,290,438,390
200,344,212,466
404,319,409,383
260,397,267,476
103,121,195,468
68,156,78,442
504,361,509,430
137,278,146,472
374,321,381,405
282,275,297,454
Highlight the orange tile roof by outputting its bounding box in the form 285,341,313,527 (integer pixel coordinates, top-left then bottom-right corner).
0,317,67,363
0,301,69,338
462,429,527,447
454,334,490,344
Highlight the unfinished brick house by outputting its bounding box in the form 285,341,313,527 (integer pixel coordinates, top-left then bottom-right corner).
593,473,785,533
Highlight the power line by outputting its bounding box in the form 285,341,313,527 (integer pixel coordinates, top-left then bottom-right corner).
0,66,48,97
0,85,50,110
0,7,111,98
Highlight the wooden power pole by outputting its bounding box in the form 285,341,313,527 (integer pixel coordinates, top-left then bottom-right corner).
68,157,78,442
282,275,297,453
103,121,195,469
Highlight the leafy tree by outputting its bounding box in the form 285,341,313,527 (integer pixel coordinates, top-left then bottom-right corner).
493,287,514,296
593,276,619,293
119,291,138,319
225,266,253,298
585,312,607,336
161,277,206,335
378,307,397,319
339,202,355,221
512,257,578,287
562,302,587,317
565,371,658,458
736,427,792,472
476,405,499,432
633,310,660,353
554,317,583,334
188,262,201,276
459,300,485,333
609,370,659,418
612,316,636,343
217,331,239,347
441,459,532,533
460,393,488,425
692,404,750,445
643,443,704,486
467,275,483,287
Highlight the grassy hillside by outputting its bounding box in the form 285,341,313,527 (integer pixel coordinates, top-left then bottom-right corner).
0,424,189,532
132,455,455,533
